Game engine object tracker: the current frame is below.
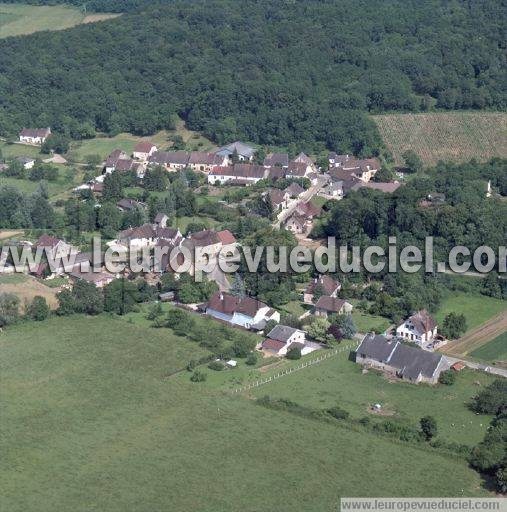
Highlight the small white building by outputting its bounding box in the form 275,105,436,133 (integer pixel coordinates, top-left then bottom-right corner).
261,325,312,356
132,141,157,161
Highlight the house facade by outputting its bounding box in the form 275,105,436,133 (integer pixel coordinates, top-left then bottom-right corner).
133,142,157,161
261,325,308,356
396,310,438,346
19,127,51,145
205,292,280,329
355,333,447,384
303,275,341,304
314,296,353,318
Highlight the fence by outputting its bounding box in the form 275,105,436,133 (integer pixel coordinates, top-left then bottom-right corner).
231,341,360,394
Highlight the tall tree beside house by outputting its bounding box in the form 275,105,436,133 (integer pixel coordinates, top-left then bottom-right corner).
482,271,503,299
441,312,467,339
402,150,423,173
103,171,124,201
332,314,356,339
57,280,103,316
230,273,246,298
304,317,331,342
30,192,55,229
97,202,122,238
143,165,168,191
103,279,140,315
311,283,326,304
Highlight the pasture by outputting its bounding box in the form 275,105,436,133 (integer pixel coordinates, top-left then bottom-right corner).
249,348,496,447
372,112,507,166
0,3,119,39
435,292,506,331
0,273,60,308
470,332,507,363
0,314,490,511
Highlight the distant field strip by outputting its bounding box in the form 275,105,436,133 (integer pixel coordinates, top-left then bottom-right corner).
470,332,507,362
0,4,119,38
372,112,507,166
441,311,507,357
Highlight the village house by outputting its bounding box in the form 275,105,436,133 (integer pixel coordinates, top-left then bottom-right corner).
207,164,267,185
284,212,309,234
132,141,157,161
284,182,305,198
19,127,51,145
261,324,310,356
314,296,353,318
204,291,280,329
117,224,181,249
396,310,438,347
286,161,312,179
34,235,79,275
263,152,289,169
188,152,227,173
116,198,145,212
148,151,190,171
105,149,131,173
68,268,115,288
266,188,290,211
182,229,237,272
303,275,341,304
154,212,169,228
328,153,380,182
319,180,344,199
355,333,447,384
215,141,256,163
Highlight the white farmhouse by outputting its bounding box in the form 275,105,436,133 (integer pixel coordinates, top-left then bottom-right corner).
396,309,438,347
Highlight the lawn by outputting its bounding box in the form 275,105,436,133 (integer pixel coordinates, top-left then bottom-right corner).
66,118,216,163
435,292,506,331
249,348,497,447
352,310,391,334
0,141,43,160
0,166,82,200
0,315,490,512
372,111,507,166
470,332,507,362
0,3,119,38
280,300,307,318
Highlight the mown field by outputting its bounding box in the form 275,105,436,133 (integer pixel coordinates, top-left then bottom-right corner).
66,119,217,162
372,112,507,166
435,292,506,332
470,332,507,363
0,314,491,512
0,3,119,39
248,348,496,447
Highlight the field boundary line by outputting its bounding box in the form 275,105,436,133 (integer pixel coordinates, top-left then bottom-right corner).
231,342,359,395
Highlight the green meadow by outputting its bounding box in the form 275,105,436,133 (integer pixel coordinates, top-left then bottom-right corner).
0,314,491,512
470,332,507,362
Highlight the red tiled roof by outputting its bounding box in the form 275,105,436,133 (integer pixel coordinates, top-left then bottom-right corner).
217,229,237,245
206,292,267,318
20,127,50,138
306,275,340,296
35,234,61,249
262,338,286,352
315,296,347,312
134,141,156,153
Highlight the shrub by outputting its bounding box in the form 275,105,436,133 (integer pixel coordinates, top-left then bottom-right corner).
208,360,225,371
286,346,302,360
470,380,507,415
420,416,438,441
327,406,350,420
438,370,456,386
27,296,50,321
245,353,258,366
190,370,207,382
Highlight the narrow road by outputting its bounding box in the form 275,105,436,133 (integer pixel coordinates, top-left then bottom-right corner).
273,175,328,228
443,355,507,378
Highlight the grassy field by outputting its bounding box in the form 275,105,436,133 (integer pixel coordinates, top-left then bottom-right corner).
0,314,491,511
0,3,119,39
0,166,82,200
66,118,216,162
470,332,507,362
249,348,496,447
435,292,506,331
352,310,391,334
372,112,507,166
0,273,60,308
0,141,43,160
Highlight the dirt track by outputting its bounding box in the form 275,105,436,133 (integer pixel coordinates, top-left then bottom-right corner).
441,311,507,356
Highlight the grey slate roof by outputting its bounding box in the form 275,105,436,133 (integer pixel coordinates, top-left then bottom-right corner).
356,334,398,362
388,343,443,380
356,334,443,380
216,141,256,159
267,324,301,343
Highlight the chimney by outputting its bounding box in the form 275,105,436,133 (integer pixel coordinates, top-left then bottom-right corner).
219,292,224,301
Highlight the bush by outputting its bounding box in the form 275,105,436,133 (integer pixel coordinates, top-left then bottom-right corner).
470,380,507,415
245,353,258,366
438,370,456,386
27,296,50,321
190,370,207,382
286,346,302,360
327,406,350,420
208,360,225,371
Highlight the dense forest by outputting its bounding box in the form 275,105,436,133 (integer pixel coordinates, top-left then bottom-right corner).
0,0,506,153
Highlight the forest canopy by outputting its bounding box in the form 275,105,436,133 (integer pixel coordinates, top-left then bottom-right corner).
0,0,505,153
